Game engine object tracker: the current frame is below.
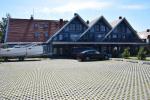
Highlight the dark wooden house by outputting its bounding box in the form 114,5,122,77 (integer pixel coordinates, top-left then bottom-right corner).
46,14,147,57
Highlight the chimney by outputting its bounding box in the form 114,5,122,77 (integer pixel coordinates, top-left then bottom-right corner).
119,16,122,19
86,20,89,24
59,19,63,27
146,29,150,32
74,13,78,16
30,15,34,20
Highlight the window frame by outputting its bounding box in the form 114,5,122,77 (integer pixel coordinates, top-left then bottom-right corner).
69,24,76,31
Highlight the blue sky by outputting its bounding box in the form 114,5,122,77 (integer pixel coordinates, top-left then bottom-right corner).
0,0,150,32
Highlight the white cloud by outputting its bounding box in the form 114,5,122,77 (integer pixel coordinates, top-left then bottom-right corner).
120,4,149,10
37,0,113,13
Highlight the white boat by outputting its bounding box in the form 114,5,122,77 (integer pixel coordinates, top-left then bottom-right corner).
0,44,44,61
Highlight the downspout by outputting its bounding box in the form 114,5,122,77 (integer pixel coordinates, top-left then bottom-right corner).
4,17,10,43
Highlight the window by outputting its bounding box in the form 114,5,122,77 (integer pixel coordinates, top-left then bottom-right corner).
95,25,100,32
53,48,57,55
44,24,48,29
64,27,69,32
34,32,40,39
118,25,126,33
100,25,105,32
45,32,49,39
112,34,117,38
39,24,44,29
59,34,63,40
76,24,82,31
70,34,79,41
122,34,126,39
34,23,38,29
126,28,131,33
53,37,57,41
97,34,102,38
90,28,94,32
69,24,75,31
114,28,118,33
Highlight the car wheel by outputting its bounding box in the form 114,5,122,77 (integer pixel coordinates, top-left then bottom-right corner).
4,57,8,62
18,57,24,61
105,56,109,60
86,57,90,61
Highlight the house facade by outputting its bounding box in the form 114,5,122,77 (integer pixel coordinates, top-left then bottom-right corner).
4,14,149,57
4,17,67,44
46,14,147,57
138,29,150,55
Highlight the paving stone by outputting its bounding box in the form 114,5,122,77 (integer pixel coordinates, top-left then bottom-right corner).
0,59,150,100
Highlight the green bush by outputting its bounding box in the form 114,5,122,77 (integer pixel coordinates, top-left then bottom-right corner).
137,47,147,60
122,48,130,59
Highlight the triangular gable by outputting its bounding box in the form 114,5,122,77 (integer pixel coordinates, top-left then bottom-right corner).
102,18,142,42
46,13,88,43
78,16,112,41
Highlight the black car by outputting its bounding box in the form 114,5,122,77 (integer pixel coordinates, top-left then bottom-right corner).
71,47,94,58
76,50,109,61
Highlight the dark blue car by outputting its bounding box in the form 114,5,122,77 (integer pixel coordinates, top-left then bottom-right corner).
76,50,109,61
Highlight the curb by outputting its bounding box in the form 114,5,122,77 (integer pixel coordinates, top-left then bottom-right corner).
111,58,150,65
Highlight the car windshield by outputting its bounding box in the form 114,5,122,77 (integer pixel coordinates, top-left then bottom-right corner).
72,47,94,54
81,50,100,54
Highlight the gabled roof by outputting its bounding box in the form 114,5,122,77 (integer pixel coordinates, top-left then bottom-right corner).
78,16,112,41
138,30,150,39
110,19,122,28
102,17,141,41
5,18,66,43
46,13,89,43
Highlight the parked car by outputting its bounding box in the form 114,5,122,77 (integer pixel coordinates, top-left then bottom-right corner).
0,44,43,61
76,50,109,61
71,47,94,58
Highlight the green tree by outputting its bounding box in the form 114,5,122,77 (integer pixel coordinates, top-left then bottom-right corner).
122,48,130,59
0,31,2,41
137,47,147,60
0,13,11,43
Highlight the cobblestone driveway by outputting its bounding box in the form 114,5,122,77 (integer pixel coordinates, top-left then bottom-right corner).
0,59,150,100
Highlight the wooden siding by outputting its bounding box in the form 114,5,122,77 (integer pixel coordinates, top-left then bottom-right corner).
6,18,67,42
52,16,88,42
103,19,141,42
79,17,112,42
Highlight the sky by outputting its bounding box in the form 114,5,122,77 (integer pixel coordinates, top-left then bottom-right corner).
0,0,150,32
